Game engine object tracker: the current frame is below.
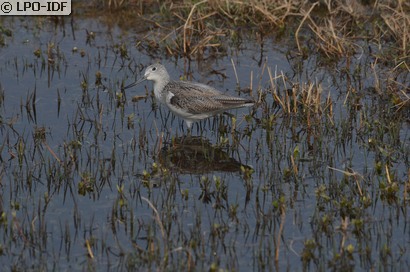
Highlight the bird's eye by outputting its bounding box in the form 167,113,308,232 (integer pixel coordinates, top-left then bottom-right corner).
152,67,156,71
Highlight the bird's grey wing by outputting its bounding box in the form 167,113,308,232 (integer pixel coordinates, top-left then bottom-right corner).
175,82,254,106
167,80,222,96
165,80,254,114
170,95,224,114
213,95,254,107
186,81,222,95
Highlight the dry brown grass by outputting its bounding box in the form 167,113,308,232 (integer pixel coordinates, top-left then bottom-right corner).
380,1,410,52
86,0,409,68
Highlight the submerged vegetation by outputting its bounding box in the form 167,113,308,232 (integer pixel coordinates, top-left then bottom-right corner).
0,0,408,271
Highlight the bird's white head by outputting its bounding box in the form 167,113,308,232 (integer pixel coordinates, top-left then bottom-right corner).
144,63,169,83
123,63,170,91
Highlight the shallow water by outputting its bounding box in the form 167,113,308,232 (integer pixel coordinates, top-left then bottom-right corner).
0,15,409,271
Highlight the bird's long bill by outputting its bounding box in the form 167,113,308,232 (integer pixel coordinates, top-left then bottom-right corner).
123,76,146,90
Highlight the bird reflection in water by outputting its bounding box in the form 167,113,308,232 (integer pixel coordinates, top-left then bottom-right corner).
159,136,251,174
157,136,254,204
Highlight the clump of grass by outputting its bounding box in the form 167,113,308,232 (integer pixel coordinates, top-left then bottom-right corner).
379,1,410,58
256,63,334,135
0,25,12,47
85,0,409,68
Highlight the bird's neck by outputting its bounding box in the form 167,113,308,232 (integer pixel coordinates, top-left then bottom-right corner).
153,76,170,103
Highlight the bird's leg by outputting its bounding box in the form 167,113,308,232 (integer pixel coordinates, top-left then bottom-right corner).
184,121,193,141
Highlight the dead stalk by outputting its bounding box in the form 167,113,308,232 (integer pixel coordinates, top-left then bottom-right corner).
275,208,286,263
231,58,239,87
183,0,208,55
141,196,167,243
295,2,318,53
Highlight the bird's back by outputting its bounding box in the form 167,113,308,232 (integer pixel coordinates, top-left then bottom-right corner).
165,80,222,97
163,80,254,115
